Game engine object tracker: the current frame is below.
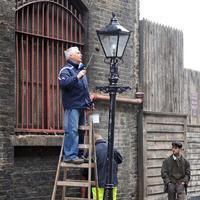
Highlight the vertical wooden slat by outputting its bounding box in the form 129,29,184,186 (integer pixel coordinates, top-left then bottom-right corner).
61,2,64,66
16,35,19,128
16,9,19,128
74,9,77,42
21,34,24,129
57,4,59,39
46,3,50,129
21,8,25,129
51,4,55,129
65,10,68,41
36,3,40,129
70,5,73,41
78,13,82,44
52,3,55,37
52,41,55,129
26,6,29,128
36,38,39,129
41,3,45,128
31,4,35,128
56,42,60,129
61,0,64,40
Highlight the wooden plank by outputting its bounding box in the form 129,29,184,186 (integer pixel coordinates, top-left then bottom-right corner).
147,184,164,195
78,144,90,149
146,124,184,132
60,162,94,168
147,133,184,141
57,180,95,187
147,177,163,185
78,125,90,131
147,193,167,200
64,198,94,200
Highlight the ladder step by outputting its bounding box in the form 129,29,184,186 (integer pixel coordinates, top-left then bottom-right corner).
79,144,91,149
61,162,95,168
57,180,95,187
64,197,94,200
78,125,90,130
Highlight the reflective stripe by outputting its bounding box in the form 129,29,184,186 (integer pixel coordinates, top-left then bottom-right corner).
58,65,74,80
92,187,117,200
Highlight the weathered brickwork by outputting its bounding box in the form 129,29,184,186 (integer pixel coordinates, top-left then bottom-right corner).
0,0,15,199
93,102,139,199
81,0,140,198
82,0,140,96
0,0,140,199
13,147,60,200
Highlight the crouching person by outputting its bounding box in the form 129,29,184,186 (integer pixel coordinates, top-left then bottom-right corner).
92,134,123,200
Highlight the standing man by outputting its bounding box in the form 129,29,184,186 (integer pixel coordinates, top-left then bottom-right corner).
58,46,93,164
161,141,190,200
92,134,123,200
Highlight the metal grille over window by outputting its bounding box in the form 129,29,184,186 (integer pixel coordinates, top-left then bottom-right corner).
15,0,84,134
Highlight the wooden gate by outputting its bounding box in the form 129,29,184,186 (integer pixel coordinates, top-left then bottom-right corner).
138,111,187,200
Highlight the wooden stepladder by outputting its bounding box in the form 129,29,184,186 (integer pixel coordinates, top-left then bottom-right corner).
51,114,99,200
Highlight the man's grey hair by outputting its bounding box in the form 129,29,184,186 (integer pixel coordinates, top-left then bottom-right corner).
64,46,79,61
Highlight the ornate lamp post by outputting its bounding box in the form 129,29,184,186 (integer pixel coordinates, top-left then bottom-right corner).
96,13,131,200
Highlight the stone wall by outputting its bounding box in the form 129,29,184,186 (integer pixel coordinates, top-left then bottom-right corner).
0,0,15,199
0,0,140,199
81,0,140,199
13,147,60,200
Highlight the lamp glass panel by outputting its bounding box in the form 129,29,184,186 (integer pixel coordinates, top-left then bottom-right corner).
117,35,129,57
99,34,118,57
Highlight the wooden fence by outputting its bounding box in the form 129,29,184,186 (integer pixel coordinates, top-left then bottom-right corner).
187,125,200,198
139,19,200,199
139,111,187,200
139,19,184,114
184,69,200,125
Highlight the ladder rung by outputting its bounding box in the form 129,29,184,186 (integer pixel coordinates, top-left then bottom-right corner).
60,162,95,168
64,197,94,200
78,125,90,130
57,180,95,187
79,144,91,149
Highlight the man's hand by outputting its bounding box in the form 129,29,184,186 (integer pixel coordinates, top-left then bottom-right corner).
77,70,86,79
90,94,95,101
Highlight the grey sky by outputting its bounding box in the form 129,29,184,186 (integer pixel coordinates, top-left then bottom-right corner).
140,0,200,71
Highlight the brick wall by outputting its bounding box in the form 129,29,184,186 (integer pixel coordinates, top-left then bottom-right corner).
0,0,140,199
13,147,60,200
0,0,15,199
82,0,140,198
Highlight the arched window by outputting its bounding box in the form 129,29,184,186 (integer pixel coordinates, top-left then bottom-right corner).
15,0,85,134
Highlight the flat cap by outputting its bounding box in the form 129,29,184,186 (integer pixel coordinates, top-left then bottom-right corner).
172,141,182,148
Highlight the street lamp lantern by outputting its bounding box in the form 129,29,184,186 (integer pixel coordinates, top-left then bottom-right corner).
96,13,130,59
96,13,131,200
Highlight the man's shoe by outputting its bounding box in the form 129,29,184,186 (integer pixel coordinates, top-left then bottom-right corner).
79,155,89,163
71,157,84,164
63,158,72,163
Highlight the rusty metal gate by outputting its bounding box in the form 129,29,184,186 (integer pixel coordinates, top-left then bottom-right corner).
15,0,84,134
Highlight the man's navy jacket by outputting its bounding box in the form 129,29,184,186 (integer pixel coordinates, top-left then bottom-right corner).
58,60,92,110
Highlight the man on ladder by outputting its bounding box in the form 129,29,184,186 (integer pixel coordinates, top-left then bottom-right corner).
58,46,94,164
